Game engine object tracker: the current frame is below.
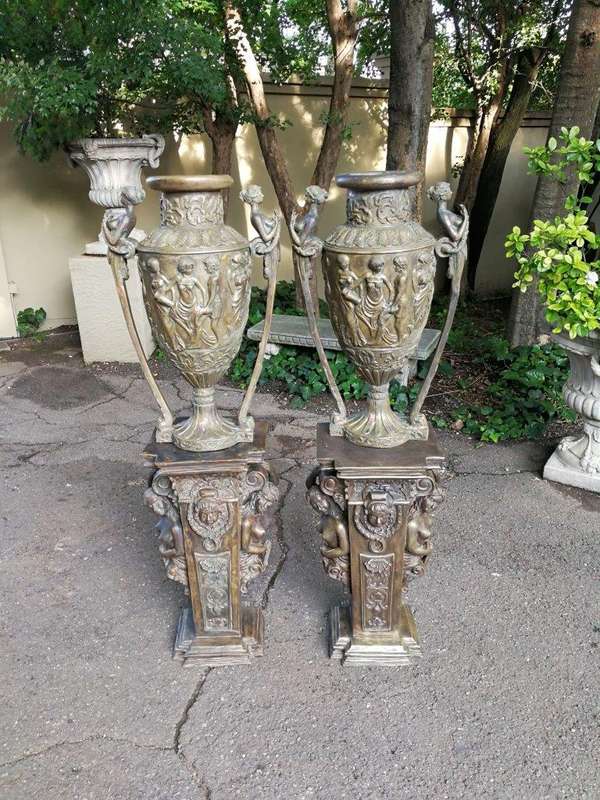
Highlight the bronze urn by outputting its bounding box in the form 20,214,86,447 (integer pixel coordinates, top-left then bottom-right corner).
137,175,252,451
96,174,280,453
292,171,468,449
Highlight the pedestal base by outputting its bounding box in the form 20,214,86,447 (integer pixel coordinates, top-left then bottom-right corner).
543,445,600,493
174,605,264,667
309,423,446,667
144,422,278,668
329,603,421,666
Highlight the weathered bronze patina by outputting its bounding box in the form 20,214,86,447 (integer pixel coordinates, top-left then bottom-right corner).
291,171,467,449
145,422,279,666
136,176,281,452
96,175,280,451
308,424,446,666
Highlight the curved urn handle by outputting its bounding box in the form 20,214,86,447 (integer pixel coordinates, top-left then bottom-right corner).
290,186,347,433
237,186,282,436
102,205,175,442
410,183,469,425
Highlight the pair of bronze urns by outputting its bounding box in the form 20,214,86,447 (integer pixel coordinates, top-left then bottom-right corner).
97,168,467,666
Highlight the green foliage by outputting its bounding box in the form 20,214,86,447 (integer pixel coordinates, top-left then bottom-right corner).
0,0,228,160
507,128,600,339
16,306,46,338
229,284,573,442
430,301,574,442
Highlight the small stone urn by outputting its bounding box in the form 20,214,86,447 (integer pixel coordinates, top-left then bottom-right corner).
67,135,165,253
544,332,600,492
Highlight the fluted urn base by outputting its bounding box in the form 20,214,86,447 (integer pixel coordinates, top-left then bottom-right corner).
340,383,428,448
174,387,253,452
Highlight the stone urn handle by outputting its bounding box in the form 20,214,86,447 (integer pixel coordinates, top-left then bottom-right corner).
409,182,469,424
102,205,175,442
238,186,282,434
290,186,348,433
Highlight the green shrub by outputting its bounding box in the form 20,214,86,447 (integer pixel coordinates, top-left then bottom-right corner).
16,306,46,338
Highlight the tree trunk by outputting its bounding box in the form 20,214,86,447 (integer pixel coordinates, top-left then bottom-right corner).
455,92,504,212
508,0,600,346
311,0,358,189
224,0,359,314
467,49,544,288
203,107,238,220
386,0,435,220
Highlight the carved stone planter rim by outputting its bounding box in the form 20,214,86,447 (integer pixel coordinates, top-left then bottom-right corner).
336,170,421,191
66,134,164,167
551,330,600,355
147,174,234,193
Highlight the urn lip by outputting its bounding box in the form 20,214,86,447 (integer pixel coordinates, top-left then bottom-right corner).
147,174,233,193
336,170,421,191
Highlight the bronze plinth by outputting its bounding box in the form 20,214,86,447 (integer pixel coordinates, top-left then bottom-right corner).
307,423,446,666
144,422,278,666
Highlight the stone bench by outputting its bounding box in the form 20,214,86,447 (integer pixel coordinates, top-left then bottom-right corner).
246,314,440,386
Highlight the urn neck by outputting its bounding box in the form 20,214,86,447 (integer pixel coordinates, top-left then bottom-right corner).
159,190,224,227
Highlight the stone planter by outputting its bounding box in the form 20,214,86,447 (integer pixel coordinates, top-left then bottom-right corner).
67,135,165,254
544,331,600,492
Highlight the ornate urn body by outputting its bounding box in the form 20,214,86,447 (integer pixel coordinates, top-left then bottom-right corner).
138,176,255,452
544,332,600,492
291,172,467,450
67,135,164,253
321,172,435,447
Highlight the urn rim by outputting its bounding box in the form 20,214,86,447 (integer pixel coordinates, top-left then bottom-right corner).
335,170,421,191
147,174,234,193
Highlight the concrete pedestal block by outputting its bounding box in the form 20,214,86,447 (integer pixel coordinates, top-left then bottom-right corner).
544,442,600,493
69,254,154,364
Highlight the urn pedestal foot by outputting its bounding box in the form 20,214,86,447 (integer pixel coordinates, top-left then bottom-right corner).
341,383,429,448
544,430,600,493
173,387,252,453
174,605,263,666
329,603,421,666
144,421,278,667
308,423,446,667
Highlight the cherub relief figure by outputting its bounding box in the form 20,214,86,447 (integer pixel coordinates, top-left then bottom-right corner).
144,488,188,592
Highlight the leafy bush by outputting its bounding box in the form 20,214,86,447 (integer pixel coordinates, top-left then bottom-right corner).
431,302,575,442
506,127,600,339
16,306,46,338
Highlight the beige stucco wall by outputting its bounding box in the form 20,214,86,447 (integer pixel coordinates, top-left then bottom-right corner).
0,79,549,335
